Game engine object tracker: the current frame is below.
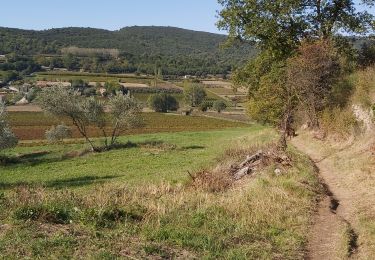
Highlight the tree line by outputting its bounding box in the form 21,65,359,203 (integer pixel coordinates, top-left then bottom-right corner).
218,0,375,149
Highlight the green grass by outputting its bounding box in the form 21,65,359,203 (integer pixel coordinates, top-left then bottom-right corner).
0,127,267,190
0,126,321,259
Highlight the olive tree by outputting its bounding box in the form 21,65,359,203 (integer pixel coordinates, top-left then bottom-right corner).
184,84,207,107
148,93,179,112
45,124,72,143
213,100,227,113
0,101,18,152
39,86,143,151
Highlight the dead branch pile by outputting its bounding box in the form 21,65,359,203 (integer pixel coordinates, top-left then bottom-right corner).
230,149,292,180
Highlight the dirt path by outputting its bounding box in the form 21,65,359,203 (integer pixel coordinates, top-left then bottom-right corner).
292,138,359,259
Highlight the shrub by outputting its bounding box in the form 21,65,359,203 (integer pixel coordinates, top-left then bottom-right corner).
321,107,358,139
148,93,179,112
83,206,144,228
213,100,227,113
199,101,213,112
45,124,72,143
0,101,18,151
184,84,207,107
13,204,75,224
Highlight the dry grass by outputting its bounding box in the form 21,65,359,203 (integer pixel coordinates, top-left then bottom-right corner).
293,130,375,259
0,140,321,259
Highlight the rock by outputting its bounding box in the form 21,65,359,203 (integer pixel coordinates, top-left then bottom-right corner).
274,168,282,176
234,166,252,180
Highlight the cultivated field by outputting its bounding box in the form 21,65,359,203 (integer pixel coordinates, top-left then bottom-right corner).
8,112,249,140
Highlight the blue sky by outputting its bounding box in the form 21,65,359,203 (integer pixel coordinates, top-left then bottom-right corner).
0,0,223,34
0,0,373,34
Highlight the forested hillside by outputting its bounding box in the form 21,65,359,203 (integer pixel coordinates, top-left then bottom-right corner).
0,26,256,75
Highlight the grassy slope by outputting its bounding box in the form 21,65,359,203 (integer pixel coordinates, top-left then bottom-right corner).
0,126,322,259
0,127,264,189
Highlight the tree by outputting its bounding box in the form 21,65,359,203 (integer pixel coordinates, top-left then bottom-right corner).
148,94,179,112
287,40,341,128
0,101,18,152
218,0,375,58
2,71,21,85
184,84,207,107
71,79,89,93
358,41,375,67
217,0,375,149
63,54,79,70
45,124,72,143
199,100,213,112
39,86,143,151
104,81,121,96
213,100,227,113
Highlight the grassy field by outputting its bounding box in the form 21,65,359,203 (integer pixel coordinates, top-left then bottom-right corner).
0,127,265,189
9,112,249,140
0,126,322,259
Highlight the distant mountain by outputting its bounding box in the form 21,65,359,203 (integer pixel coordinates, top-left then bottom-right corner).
0,26,257,75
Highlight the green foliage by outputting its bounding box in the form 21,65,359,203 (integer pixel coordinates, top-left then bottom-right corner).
212,100,227,113
38,86,142,150
218,0,375,58
104,81,121,96
358,41,375,67
184,84,207,107
0,101,18,151
13,204,75,225
148,93,179,113
45,124,72,143
199,100,213,112
0,70,21,84
0,26,256,75
246,62,287,125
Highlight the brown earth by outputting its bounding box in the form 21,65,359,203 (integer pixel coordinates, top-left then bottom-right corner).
292,132,375,259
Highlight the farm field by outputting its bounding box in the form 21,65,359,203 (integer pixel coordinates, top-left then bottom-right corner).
32,72,153,84
0,127,267,189
0,126,322,259
8,112,249,141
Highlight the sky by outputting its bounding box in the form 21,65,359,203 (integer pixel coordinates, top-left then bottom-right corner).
0,0,374,35
0,0,224,34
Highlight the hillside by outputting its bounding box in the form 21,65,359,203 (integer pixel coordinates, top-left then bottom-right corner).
0,26,257,75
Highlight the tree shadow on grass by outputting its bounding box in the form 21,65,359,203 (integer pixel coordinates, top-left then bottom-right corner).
0,175,121,190
46,175,121,189
180,145,206,150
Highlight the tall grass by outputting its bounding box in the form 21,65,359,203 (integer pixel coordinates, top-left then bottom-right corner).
0,143,322,259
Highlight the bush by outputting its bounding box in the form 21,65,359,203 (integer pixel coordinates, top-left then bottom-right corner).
213,100,227,113
0,101,18,151
184,84,207,107
199,101,213,112
13,204,75,224
45,124,72,143
83,206,144,228
321,107,358,139
148,94,179,112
